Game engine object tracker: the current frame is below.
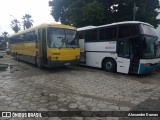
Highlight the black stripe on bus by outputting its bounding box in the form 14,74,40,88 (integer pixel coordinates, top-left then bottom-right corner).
85,51,116,53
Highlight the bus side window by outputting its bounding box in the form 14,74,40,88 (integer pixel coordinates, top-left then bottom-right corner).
118,25,138,39
33,34,37,41
99,27,114,41
23,34,27,42
15,35,23,43
85,30,91,42
99,28,105,41
84,29,98,42
90,29,98,41
78,31,84,39
19,35,23,42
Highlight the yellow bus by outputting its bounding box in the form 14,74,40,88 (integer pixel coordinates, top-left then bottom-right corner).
9,23,80,68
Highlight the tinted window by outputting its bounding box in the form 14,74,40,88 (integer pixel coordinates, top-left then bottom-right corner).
84,29,98,42
10,35,23,43
23,31,35,41
117,39,130,58
99,27,115,41
85,30,90,41
118,25,138,39
78,31,84,39
90,29,97,41
140,24,157,36
141,36,156,59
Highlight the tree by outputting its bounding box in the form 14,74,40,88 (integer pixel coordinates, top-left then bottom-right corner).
49,0,160,28
2,32,8,39
2,31,8,42
1,31,8,50
10,19,21,33
22,14,34,30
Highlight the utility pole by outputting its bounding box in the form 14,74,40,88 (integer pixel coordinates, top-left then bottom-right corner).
133,3,138,21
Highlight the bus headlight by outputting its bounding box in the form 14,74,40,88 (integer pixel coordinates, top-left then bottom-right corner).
76,55,80,59
48,56,51,61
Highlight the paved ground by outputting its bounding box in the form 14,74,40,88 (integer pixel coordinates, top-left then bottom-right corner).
0,55,160,120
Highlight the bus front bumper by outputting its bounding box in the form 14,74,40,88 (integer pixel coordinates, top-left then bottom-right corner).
138,63,160,74
47,59,79,67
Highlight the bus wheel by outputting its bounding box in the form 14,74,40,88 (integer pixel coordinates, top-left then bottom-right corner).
36,57,43,68
103,59,116,72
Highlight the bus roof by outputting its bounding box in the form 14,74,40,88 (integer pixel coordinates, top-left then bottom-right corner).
9,23,76,38
77,21,154,31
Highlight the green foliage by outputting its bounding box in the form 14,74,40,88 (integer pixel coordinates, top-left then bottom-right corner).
10,19,21,33
81,1,106,26
2,31,8,38
22,14,34,29
1,31,9,50
49,0,160,28
2,31,9,41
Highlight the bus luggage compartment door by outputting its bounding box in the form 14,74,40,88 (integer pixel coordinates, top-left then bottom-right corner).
117,57,130,74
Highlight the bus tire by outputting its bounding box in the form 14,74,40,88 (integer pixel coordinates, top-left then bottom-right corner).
103,58,117,72
36,57,43,69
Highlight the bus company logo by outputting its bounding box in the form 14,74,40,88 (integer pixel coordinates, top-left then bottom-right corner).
2,112,11,117
105,46,115,49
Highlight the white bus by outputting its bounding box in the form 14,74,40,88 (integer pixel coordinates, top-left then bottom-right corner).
77,21,160,74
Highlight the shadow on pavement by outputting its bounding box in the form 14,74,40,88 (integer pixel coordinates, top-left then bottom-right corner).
120,98,160,120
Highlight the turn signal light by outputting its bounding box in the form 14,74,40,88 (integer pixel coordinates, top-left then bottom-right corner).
144,63,150,66
48,56,51,61
52,57,58,60
76,55,80,59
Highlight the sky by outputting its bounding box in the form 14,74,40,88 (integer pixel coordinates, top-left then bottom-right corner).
0,0,58,35
0,0,160,36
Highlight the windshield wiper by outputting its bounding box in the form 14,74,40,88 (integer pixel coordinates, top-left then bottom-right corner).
58,37,66,49
65,30,77,49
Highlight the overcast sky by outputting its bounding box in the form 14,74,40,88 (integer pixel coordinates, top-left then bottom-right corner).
0,0,160,36
0,0,57,35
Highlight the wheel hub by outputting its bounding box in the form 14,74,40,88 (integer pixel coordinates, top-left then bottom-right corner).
106,62,112,70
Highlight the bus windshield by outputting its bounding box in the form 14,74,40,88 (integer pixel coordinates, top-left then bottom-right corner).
140,24,157,36
48,28,78,48
141,36,157,59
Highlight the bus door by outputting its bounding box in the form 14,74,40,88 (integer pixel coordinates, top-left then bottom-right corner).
35,29,47,64
42,28,47,64
35,29,42,58
117,39,130,74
